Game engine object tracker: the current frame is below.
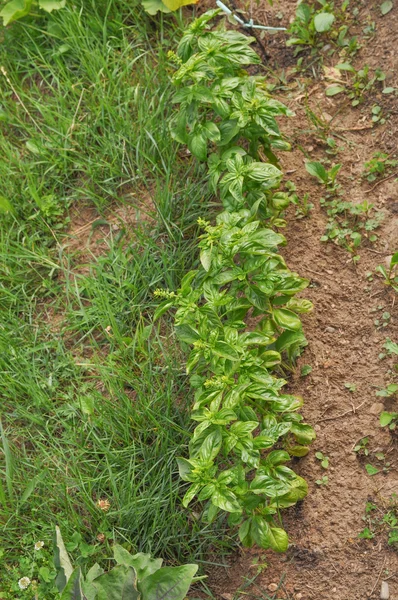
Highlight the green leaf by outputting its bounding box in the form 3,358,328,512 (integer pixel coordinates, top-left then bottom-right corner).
212,341,239,360
60,568,87,600
38,0,65,11
335,62,355,72
0,0,31,25
268,526,289,552
199,429,222,462
380,412,394,427
175,325,200,344
314,12,335,32
54,526,74,593
200,247,212,272
189,133,207,161
162,0,197,9
113,547,162,581
211,488,242,513
92,566,139,600
272,308,301,331
380,0,393,15
325,85,345,97
382,87,395,94
365,464,379,476
141,0,171,13
305,161,328,183
390,252,398,267
139,564,198,600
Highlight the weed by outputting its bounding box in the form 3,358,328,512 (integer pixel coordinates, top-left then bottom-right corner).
359,496,398,548
306,160,383,253
363,152,398,182
376,252,398,292
353,437,370,456
315,475,329,486
315,451,329,469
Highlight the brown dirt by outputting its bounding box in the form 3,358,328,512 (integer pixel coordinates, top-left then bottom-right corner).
202,1,398,599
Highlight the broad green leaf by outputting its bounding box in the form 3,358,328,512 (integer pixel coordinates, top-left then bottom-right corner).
287,445,310,457
139,564,198,600
380,412,394,427
189,133,207,161
212,341,239,360
38,0,65,11
200,247,212,272
314,12,335,32
211,488,242,513
199,429,222,462
92,566,139,600
0,0,31,25
325,85,345,97
296,3,311,23
380,0,393,15
391,252,398,267
175,324,200,344
268,527,289,552
162,0,197,9
365,464,379,476
335,62,355,72
60,568,87,600
54,526,74,593
382,87,395,94
113,547,162,581
305,161,328,183
141,0,171,13
273,308,301,331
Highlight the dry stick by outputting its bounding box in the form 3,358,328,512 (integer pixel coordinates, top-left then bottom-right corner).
365,172,398,194
367,558,386,599
318,399,367,423
334,125,374,131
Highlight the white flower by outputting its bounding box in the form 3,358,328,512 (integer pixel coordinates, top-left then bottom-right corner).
18,577,31,590
34,541,44,550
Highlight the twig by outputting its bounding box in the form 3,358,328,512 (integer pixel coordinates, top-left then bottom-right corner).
365,172,398,193
334,125,374,132
367,559,386,598
304,268,327,278
318,399,367,422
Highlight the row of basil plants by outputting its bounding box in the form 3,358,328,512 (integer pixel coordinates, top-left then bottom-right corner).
154,10,316,553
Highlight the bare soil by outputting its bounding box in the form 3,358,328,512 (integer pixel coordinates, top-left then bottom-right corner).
204,1,398,598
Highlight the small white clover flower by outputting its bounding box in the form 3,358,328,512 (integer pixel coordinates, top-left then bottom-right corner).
18,577,31,590
34,541,44,550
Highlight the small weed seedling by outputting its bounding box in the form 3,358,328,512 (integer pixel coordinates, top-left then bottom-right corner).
301,364,313,376
376,252,398,292
376,383,398,398
306,160,383,254
286,182,314,219
315,451,329,468
345,382,357,392
363,152,398,182
316,475,329,486
325,64,385,106
354,436,370,457
380,411,398,431
359,496,398,548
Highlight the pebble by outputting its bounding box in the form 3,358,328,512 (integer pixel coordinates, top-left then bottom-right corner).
380,580,389,599
369,402,385,415
295,594,303,600
325,326,336,333
268,583,278,592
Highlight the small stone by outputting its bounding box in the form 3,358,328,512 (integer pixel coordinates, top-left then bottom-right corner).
221,594,234,600
315,424,321,432
268,583,278,592
295,594,303,600
369,402,384,415
307,145,314,152
380,580,389,599
325,326,336,333
332,588,337,593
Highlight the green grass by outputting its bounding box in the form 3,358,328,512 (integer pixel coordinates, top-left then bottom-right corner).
0,1,232,596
